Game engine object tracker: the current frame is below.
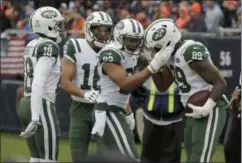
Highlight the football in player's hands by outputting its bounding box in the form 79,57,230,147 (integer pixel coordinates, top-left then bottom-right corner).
186,90,210,113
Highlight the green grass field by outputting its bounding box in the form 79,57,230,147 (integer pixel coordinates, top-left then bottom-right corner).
1,132,225,162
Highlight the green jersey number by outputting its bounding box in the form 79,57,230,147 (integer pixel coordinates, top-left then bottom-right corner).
81,63,100,90
169,65,191,93
119,68,134,95
24,57,34,93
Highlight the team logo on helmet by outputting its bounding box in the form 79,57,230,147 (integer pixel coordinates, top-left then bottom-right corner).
152,27,166,41
87,14,94,21
41,10,58,19
115,21,125,30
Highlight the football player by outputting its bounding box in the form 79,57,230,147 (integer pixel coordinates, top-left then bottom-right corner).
143,19,228,162
91,18,174,161
60,11,113,162
18,7,65,162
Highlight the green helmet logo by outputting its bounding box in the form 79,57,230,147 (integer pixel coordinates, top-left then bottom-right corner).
115,21,125,30
152,27,166,41
41,10,58,19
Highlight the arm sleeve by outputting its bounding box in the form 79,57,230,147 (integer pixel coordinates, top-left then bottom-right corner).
36,41,59,62
99,48,124,65
30,56,55,121
63,38,81,63
183,43,210,64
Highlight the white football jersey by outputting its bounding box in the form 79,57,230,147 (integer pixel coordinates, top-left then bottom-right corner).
63,38,100,103
96,42,138,109
24,37,61,103
167,40,213,107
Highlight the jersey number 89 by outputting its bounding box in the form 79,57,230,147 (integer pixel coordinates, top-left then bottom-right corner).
169,65,191,93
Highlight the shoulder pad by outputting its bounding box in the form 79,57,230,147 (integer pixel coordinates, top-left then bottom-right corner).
36,40,59,61
63,38,82,63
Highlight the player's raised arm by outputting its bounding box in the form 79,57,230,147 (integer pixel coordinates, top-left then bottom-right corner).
101,46,172,92
135,56,174,92
104,61,149,91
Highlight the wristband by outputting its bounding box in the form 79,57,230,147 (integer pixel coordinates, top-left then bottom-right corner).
147,65,156,73
203,98,216,110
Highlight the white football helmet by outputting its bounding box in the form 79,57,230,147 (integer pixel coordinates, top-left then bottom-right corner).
85,11,113,48
29,6,65,42
113,19,144,55
144,19,181,54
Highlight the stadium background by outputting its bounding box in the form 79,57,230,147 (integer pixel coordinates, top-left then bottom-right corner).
0,0,241,162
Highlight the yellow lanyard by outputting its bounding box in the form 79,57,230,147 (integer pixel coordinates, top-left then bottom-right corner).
147,81,156,111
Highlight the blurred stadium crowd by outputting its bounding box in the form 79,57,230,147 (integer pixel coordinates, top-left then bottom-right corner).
1,0,241,33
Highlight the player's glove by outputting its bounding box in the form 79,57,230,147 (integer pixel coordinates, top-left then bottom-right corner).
147,46,174,73
185,98,216,118
20,120,41,138
84,90,99,103
125,112,135,131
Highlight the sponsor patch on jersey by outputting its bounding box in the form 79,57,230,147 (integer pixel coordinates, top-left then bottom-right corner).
152,27,166,41
41,10,58,19
176,58,180,63
35,20,41,28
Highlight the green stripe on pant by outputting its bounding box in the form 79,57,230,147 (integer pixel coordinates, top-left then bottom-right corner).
184,106,226,162
38,99,60,160
96,109,139,161
202,107,219,162
18,97,60,161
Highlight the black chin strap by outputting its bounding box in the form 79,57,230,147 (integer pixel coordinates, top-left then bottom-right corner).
172,39,184,56
93,46,102,53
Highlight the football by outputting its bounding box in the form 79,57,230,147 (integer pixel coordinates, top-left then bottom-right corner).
186,90,210,113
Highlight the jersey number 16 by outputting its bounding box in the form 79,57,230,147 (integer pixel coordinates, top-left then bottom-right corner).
81,63,100,90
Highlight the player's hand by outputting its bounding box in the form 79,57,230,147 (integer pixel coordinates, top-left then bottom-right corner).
84,90,99,103
186,103,213,118
147,46,174,73
125,113,135,131
229,87,240,104
186,98,216,118
20,121,41,138
229,86,241,110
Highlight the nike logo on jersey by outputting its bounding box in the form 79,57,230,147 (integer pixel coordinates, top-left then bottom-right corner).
193,47,200,50
105,52,112,55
